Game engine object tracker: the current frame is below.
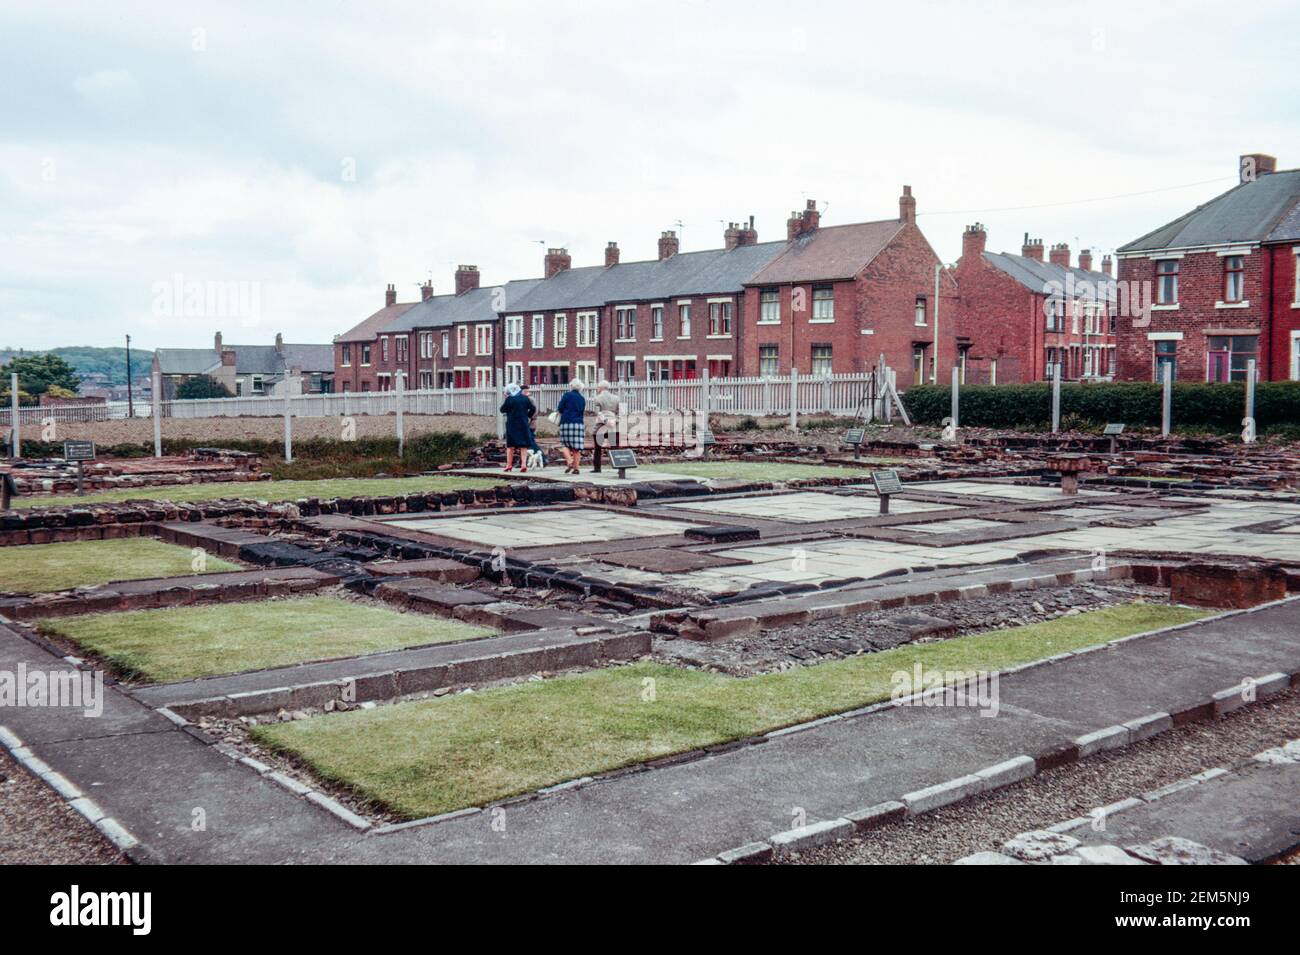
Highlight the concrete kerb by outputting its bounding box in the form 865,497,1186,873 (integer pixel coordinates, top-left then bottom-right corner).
0,723,141,852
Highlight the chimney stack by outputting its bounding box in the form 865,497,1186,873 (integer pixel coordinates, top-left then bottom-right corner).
455,265,480,295
1078,249,1093,273
274,332,283,354
787,201,820,241
214,331,223,354
724,222,741,251
1101,254,1113,276
605,241,620,267
899,185,916,224
658,231,679,260
385,283,397,307
962,222,987,264
1239,153,1277,183
1021,234,1044,262
421,280,434,301
544,248,571,278
737,215,758,246
1049,243,1071,269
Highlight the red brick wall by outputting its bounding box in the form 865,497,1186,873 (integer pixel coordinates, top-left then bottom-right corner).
1267,244,1300,380
1116,251,1269,381
954,255,1038,383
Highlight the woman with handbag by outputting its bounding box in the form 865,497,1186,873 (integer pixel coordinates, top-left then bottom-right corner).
499,383,534,473
554,379,586,474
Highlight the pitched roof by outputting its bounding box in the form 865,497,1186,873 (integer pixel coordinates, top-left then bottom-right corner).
1118,169,1300,252
982,252,1117,302
390,280,543,332
334,302,418,343
279,343,334,373
154,348,220,375
747,219,903,285
230,345,283,375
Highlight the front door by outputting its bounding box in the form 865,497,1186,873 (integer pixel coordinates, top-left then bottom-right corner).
1208,351,1230,383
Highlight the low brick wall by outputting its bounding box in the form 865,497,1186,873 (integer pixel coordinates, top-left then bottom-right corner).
1169,562,1289,609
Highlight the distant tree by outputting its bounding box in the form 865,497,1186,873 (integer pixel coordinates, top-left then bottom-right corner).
174,375,233,399
0,353,80,400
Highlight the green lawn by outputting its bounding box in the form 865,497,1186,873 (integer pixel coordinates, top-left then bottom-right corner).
36,595,494,683
0,538,241,594
16,474,502,509
253,602,1207,818
653,460,908,482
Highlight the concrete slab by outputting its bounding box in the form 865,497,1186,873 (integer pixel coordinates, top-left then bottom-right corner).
387,508,702,547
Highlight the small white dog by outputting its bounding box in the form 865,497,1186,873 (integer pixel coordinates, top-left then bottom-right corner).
525,448,545,470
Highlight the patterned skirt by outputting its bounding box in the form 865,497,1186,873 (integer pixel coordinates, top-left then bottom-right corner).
559,421,585,450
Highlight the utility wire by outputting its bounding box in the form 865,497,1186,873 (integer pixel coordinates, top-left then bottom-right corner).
918,176,1234,217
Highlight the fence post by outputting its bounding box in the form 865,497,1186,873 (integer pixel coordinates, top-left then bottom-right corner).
1244,359,1256,443
951,365,960,430
1050,363,1061,434
701,368,711,423
394,370,405,457
283,385,293,463
8,372,18,458
152,371,162,457
788,367,799,430
1161,362,1172,437
495,367,505,441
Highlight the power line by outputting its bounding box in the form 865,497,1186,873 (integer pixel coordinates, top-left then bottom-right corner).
918,176,1234,218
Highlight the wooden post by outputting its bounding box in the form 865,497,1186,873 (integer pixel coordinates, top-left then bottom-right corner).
1170,363,1180,439
151,371,162,458
283,383,293,463
1244,359,1257,443
1050,362,1061,434
8,372,18,458
788,367,799,431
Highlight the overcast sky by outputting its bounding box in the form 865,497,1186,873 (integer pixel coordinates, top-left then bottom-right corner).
2,0,1297,351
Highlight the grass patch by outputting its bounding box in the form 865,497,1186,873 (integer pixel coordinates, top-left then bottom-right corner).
652,460,906,482
16,474,502,510
36,595,494,683
0,538,240,594
253,602,1207,818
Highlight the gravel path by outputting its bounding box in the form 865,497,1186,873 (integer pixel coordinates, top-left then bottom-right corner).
783,687,1300,865
0,749,125,865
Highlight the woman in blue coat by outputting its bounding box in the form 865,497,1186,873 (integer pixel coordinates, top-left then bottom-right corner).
500,383,534,472
555,379,586,474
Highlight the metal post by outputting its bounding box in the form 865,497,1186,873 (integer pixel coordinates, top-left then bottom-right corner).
1161,362,1172,437
788,367,799,431
494,367,505,441
1051,363,1061,434
283,384,293,463
701,368,711,421
1244,359,1257,443
950,364,960,431
395,370,405,457
151,371,162,457
9,372,18,458
932,262,941,384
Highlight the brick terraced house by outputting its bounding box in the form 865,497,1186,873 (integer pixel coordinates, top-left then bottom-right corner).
954,225,1118,384
1116,153,1300,382
333,188,962,392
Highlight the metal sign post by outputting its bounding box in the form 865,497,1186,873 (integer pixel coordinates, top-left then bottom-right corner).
871,468,904,515
845,427,865,460
608,448,637,480
63,440,95,497
1161,363,1172,437
1103,422,1126,454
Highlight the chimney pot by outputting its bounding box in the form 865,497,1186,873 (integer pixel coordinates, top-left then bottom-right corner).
1101,254,1113,276
899,185,916,224
421,280,434,301
214,331,223,354
961,222,987,264
544,248,571,278
1078,248,1093,273
657,230,679,260
605,241,620,267
1049,243,1071,269
1021,236,1045,262
454,265,480,295
385,283,397,307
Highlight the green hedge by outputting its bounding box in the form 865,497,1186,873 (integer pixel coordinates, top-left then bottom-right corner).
902,381,1300,432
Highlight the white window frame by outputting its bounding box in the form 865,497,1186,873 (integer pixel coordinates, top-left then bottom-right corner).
456,326,468,356
532,314,545,348
576,311,598,348
474,323,494,356
914,297,927,327
759,344,780,377
505,361,523,384
504,316,523,350
811,285,834,323
380,336,389,362
474,367,494,388
575,360,597,383
677,301,692,338
759,288,780,324
361,343,372,366
615,306,637,342
340,344,351,367
441,331,450,359
554,314,568,349
650,304,664,340
707,298,733,338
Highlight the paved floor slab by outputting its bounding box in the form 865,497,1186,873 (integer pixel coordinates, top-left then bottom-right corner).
388,507,702,547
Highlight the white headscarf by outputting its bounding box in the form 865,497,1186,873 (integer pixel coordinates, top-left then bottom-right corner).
505,382,521,396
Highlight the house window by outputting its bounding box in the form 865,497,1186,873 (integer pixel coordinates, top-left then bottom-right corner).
1153,340,1177,381
441,332,450,359
615,306,637,341
651,305,664,340
505,362,523,384
575,361,597,384
1046,297,1064,332
1156,260,1179,304
708,301,733,336
1224,256,1245,303
474,324,494,356
475,367,494,388
532,314,545,348
251,375,264,394
576,312,597,347
505,316,523,350
913,346,927,384
380,336,389,362
396,336,408,362
340,344,351,367
915,296,927,326
759,288,780,324
810,344,833,377
1295,252,1300,304
418,371,432,389
671,358,697,380
707,358,731,377
456,326,468,356
759,344,779,377
678,303,691,337
1206,335,1258,383
361,343,372,366
554,314,568,348
645,359,670,381
811,285,834,321
615,358,636,382
418,332,431,359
